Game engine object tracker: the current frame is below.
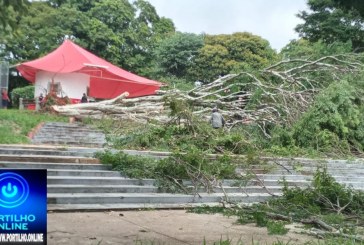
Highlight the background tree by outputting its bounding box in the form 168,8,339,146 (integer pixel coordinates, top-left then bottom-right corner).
190,32,277,81
0,0,175,75
280,39,352,60
0,0,29,32
296,0,364,50
332,0,364,17
154,32,204,79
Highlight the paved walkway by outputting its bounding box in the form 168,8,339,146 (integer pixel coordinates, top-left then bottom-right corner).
48,210,314,245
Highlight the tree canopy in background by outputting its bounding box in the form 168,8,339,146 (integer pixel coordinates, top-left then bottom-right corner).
280,39,352,60
190,32,277,81
296,0,364,50
154,32,204,79
332,0,364,17
0,0,175,75
0,0,29,32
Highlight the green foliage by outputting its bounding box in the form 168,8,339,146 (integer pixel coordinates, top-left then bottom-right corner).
113,116,258,155
96,148,238,193
279,168,364,217
10,85,34,108
296,0,364,49
154,32,204,78
95,151,158,179
266,221,289,235
253,212,268,227
0,109,68,144
291,79,364,153
280,39,352,60
190,168,364,243
0,0,175,77
190,32,278,81
0,0,29,32
332,0,364,18
158,76,195,91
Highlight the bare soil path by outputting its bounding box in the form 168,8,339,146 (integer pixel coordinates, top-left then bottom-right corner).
48,210,315,245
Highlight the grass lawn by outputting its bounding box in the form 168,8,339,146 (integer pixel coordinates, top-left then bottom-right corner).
0,109,68,144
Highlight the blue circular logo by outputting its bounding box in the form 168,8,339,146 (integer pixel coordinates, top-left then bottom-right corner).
0,172,29,208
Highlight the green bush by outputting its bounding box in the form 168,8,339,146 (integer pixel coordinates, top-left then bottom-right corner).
266,221,289,235
279,168,364,217
94,151,158,179
290,79,364,154
10,85,35,108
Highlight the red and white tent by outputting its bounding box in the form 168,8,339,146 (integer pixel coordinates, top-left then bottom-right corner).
17,40,162,100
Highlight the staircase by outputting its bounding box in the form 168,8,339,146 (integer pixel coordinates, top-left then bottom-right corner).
31,122,106,148
0,145,276,211
1,145,364,211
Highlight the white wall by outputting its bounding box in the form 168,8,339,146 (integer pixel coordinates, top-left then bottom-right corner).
35,71,90,99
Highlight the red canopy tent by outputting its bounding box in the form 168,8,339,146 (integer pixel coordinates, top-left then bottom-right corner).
17,40,162,99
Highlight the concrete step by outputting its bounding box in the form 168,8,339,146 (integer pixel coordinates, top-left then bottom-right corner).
0,154,99,163
0,144,103,153
47,203,224,211
47,169,121,177
3,143,364,211
255,174,364,182
33,136,105,140
0,148,97,157
47,192,277,205
36,129,105,135
31,141,105,147
46,185,283,194
45,176,309,188
47,184,159,193
265,161,364,169
242,162,364,170
31,122,107,147
33,132,105,136
36,126,103,130
237,165,364,175
262,156,364,164
0,162,110,170
38,127,96,131
47,176,156,186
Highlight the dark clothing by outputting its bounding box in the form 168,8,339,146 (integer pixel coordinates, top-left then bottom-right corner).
210,112,225,128
81,95,88,103
1,91,10,108
2,99,8,108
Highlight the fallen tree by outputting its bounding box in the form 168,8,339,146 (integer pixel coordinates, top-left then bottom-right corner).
52,92,168,123
52,54,364,132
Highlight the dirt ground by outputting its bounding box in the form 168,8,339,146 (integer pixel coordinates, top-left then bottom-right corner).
47,210,316,245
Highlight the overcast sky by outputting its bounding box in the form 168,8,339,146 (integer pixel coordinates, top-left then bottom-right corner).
145,0,308,51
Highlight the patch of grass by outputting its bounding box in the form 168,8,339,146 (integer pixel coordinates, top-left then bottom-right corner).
0,109,68,144
254,212,268,227
266,221,289,235
306,238,364,245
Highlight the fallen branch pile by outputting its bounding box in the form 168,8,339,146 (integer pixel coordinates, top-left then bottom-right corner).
52,54,364,130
